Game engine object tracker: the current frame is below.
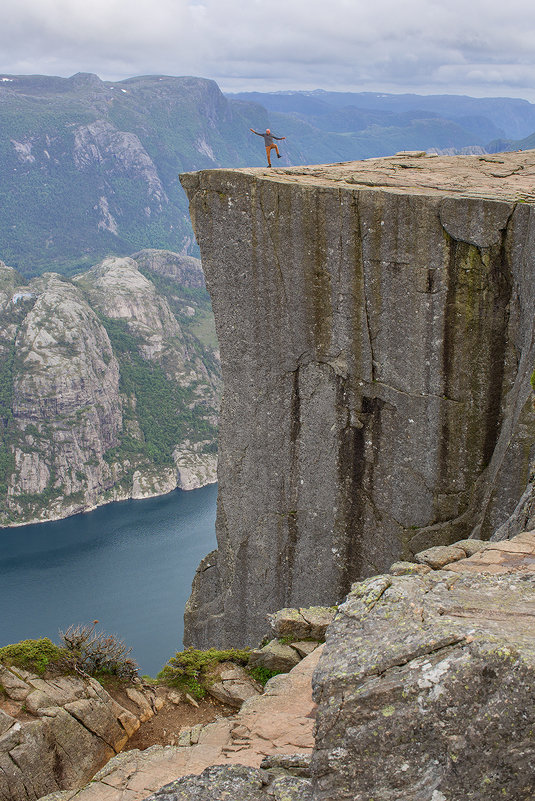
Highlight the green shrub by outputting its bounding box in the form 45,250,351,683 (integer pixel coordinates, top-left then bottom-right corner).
0,638,66,675
246,665,284,686
59,621,138,680
157,647,250,699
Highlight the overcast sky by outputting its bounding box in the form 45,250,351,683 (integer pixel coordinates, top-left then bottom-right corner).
2,0,535,101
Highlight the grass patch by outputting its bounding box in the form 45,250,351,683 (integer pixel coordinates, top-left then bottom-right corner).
157,647,250,700
247,665,284,686
0,638,66,675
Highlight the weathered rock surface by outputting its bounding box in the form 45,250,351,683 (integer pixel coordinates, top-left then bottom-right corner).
268,607,336,641
173,442,218,491
0,251,220,526
492,459,535,540
0,664,153,801
206,663,263,708
446,529,535,575
414,543,466,568
389,560,432,575
43,646,322,801
143,764,312,801
248,641,301,673
311,568,535,800
131,249,205,289
180,151,535,647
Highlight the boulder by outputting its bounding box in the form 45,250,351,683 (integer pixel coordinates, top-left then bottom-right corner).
206,662,263,708
63,698,128,752
268,607,336,641
389,560,432,575
260,753,311,777
248,641,301,673
0,710,15,737
143,764,312,801
0,667,142,801
312,571,535,800
0,666,31,701
290,642,318,659
126,687,154,722
414,544,466,569
452,538,488,557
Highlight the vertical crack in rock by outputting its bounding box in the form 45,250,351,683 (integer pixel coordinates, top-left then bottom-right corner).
284,365,302,601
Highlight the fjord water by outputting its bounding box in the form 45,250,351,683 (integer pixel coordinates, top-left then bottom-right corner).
0,484,217,676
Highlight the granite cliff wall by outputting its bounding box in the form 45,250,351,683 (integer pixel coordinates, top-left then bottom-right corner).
181,152,535,647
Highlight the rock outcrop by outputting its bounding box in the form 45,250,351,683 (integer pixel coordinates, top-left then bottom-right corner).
144,764,312,801
40,647,322,801
0,250,220,526
43,534,535,801
492,458,535,540
311,544,535,800
181,151,535,647
0,664,165,801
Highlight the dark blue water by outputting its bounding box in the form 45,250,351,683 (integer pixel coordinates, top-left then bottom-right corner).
0,484,217,677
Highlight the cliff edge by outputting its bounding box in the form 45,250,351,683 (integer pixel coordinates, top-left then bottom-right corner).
181,150,535,647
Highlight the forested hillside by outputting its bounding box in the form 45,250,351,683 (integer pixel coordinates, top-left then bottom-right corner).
0,249,220,526
0,73,271,275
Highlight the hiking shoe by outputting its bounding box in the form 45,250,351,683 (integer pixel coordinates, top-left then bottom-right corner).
277,153,281,158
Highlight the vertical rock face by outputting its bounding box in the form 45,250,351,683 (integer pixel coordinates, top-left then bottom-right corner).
181,153,535,647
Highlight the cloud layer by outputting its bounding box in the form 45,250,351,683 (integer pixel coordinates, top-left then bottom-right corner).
2,0,535,100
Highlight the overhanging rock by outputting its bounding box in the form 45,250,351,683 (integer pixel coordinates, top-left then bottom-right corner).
180,152,535,647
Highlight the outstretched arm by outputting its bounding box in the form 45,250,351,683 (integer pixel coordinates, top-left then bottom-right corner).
273,136,286,140
250,128,262,136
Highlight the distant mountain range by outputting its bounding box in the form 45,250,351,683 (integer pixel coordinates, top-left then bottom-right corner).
228,89,535,140
2,73,535,276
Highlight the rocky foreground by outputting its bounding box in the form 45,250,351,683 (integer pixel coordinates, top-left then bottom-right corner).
10,531,531,801
0,667,163,801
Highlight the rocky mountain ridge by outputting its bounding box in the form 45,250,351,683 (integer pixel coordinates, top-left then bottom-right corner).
0,250,220,527
0,74,272,275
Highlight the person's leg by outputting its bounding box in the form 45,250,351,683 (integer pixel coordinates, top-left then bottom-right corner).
265,145,271,166
274,144,280,158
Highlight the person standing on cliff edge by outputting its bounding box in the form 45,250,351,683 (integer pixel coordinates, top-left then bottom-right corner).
250,127,286,167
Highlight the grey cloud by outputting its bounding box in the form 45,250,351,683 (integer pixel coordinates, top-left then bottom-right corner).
2,0,535,101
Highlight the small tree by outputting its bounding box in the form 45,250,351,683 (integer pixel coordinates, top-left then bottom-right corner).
59,621,138,680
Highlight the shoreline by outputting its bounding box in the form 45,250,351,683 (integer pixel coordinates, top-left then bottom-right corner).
0,474,218,531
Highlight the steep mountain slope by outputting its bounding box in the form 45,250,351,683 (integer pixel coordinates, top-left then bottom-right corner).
0,73,272,275
0,250,220,526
